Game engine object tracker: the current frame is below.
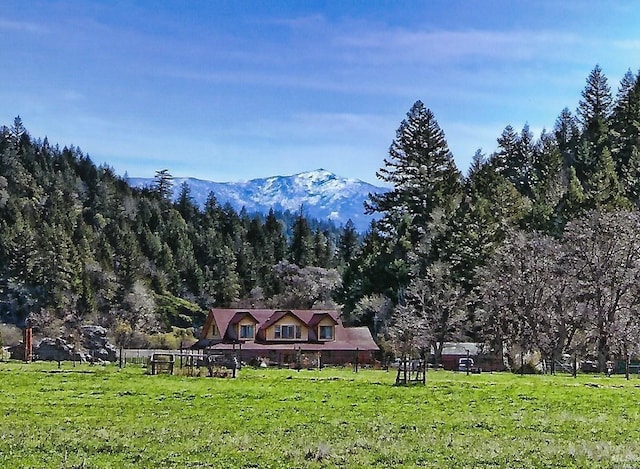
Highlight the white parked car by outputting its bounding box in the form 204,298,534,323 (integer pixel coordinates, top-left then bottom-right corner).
458,357,475,372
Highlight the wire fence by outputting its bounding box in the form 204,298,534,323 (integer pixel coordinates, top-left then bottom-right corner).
118,349,203,367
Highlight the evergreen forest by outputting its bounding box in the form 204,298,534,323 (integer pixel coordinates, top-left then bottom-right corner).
3,65,640,371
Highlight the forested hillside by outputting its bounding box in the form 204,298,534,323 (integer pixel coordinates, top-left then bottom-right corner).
3,65,640,369
0,125,354,347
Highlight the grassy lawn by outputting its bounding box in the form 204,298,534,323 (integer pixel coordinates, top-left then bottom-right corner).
1,362,640,468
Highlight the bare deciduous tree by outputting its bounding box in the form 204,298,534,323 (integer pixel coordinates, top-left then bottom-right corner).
268,261,341,309
477,231,562,370
562,210,640,370
478,211,640,372
404,261,467,364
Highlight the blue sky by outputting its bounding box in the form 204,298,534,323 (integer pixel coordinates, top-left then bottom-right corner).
2,1,640,185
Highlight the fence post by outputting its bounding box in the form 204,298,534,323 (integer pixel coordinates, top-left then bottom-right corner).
626,354,630,381
403,352,407,384
23,326,33,363
422,351,427,385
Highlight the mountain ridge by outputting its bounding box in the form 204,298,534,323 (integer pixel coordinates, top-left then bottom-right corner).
127,169,386,232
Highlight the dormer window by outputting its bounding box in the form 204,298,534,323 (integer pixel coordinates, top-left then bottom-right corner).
275,324,301,339
319,325,334,340
239,324,255,339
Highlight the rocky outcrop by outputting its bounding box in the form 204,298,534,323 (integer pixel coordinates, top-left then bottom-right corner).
80,325,117,362
34,326,117,362
35,338,87,362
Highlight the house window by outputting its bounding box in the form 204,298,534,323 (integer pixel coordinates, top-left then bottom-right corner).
275,324,302,339
240,324,254,339
319,325,334,340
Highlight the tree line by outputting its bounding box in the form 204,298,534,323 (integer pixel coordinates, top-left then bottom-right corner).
3,64,640,370
339,65,640,372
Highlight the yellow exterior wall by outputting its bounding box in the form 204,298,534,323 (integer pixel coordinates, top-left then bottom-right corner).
266,315,308,341
317,317,336,341
237,317,257,340
204,319,220,340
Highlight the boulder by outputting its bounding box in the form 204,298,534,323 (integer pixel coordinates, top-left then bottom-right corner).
35,337,86,362
33,326,117,363
7,342,25,361
81,325,117,362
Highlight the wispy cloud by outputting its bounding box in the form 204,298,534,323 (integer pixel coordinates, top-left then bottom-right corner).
159,16,602,104
3,2,639,185
335,27,586,65
256,14,326,29
0,18,45,34
613,40,640,52
220,111,395,143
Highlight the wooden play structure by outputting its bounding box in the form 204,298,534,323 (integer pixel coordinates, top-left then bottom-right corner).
395,355,426,386
148,353,175,375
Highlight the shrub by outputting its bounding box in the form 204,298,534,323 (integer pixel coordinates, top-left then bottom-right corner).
0,323,23,347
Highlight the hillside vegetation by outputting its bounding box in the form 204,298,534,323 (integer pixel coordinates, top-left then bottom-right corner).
0,121,351,346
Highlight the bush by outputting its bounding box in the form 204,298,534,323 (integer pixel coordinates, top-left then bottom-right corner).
147,327,196,350
0,323,23,347
155,294,207,330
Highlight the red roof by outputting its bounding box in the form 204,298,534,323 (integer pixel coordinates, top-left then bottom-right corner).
307,312,338,328
198,308,378,352
259,310,304,331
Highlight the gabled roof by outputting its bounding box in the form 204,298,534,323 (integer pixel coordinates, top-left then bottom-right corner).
202,309,270,340
202,311,220,338
259,310,305,331
229,311,259,325
341,326,379,350
307,312,338,328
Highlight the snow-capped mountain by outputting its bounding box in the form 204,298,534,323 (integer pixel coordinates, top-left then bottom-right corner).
127,169,386,232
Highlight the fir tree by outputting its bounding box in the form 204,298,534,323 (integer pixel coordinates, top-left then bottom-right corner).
610,69,640,202
556,166,586,225
337,219,359,268
366,100,462,242
575,66,613,183
577,65,613,130
175,182,198,224
153,169,173,200
585,147,630,211
491,125,519,186
290,206,314,267
553,108,580,168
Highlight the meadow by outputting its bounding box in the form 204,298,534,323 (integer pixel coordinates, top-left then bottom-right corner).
1,362,640,468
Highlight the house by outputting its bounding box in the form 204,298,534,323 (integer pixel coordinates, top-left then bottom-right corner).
192,309,379,366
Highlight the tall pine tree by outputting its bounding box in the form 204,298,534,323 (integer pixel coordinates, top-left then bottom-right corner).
366,100,462,243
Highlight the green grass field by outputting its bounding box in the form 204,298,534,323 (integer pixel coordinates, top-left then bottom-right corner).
1,362,640,468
